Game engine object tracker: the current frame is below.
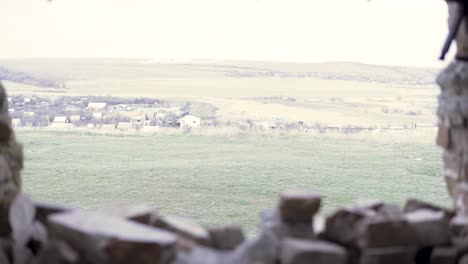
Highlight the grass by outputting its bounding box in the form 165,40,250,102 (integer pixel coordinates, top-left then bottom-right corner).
17,129,449,235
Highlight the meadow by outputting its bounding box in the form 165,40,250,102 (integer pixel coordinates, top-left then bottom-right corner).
17,129,449,235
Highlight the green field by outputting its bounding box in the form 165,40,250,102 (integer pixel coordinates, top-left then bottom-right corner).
18,130,449,235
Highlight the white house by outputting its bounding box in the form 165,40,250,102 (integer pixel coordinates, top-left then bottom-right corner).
92,112,103,119
53,116,67,123
117,122,133,130
50,116,71,129
131,116,145,128
11,119,21,127
87,102,107,111
23,111,35,117
69,115,81,122
179,115,201,129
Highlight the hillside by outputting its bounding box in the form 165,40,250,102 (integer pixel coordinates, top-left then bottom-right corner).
0,59,439,86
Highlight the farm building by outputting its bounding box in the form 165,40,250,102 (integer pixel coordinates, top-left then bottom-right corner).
179,115,201,129
50,116,72,129
87,102,107,111
92,112,103,119
69,115,81,123
116,122,133,130
53,116,68,123
131,117,145,128
11,119,21,127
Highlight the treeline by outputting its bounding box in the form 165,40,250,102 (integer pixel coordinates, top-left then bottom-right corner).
0,66,66,88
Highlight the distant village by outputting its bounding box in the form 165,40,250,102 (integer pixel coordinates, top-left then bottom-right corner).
6,94,437,134
7,95,202,131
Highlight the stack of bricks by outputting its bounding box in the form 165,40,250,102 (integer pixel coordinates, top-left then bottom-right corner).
437,0,468,253
0,82,22,195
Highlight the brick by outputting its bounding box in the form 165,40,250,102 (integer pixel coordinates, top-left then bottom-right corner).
0,190,17,237
0,157,12,183
449,128,468,152
445,172,458,199
154,215,210,246
278,190,321,223
460,254,468,264
403,198,454,219
429,247,457,264
260,210,315,240
405,209,450,246
454,183,468,215
437,125,451,148
449,215,468,250
356,218,419,248
208,224,245,251
280,238,346,264
0,246,8,264
323,207,374,246
97,204,158,225
36,239,79,264
0,117,11,143
359,247,416,264
35,201,71,226
48,210,177,264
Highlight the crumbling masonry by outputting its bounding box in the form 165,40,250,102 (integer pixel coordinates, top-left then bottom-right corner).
1,2,468,264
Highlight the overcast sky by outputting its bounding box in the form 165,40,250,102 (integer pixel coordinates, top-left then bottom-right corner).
2,0,450,67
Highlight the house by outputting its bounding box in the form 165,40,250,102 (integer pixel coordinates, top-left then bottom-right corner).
23,111,35,117
53,116,68,123
131,117,144,128
92,112,103,119
179,115,201,129
69,115,81,123
50,116,71,129
65,105,79,112
327,125,342,132
101,124,116,130
116,122,133,130
11,119,21,127
87,102,107,111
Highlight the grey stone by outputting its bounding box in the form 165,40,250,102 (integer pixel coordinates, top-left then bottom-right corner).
97,204,158,225
403,198,454,219
0,246,8,264
449,215,468,250
208,224,245,251
35,201,72,226
359,247,417,264
280,238,346,264
429,247,457,264
154,215,210,246
355,217,418,249
0,190,17,237
231,229,280,264
278,190,321,223
460,254,468,264
260,210,315,240
173,246,229,264
0,157,12,183
36,239,79,264
323,207,373,246
405,209,450,246
48,210,177,264
9,193,36,246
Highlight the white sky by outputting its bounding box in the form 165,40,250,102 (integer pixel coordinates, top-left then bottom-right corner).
1,0,450,67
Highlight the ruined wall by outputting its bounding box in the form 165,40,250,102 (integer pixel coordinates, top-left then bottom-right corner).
0,82,23,194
